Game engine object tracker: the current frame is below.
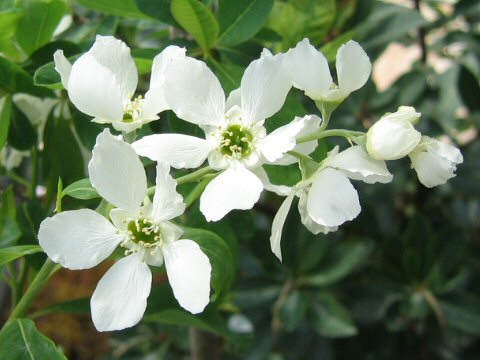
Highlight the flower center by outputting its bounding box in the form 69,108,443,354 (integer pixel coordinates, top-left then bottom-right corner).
126,218,161,247
220,124,254,159
123,95,144,123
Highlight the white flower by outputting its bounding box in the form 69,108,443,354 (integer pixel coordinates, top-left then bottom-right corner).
366,106,422,161
38,129,211,331
409,136,463,187
282,38,372,103
132,50,305,221
270,145,392,261
0,146,29,171
54,35,185,133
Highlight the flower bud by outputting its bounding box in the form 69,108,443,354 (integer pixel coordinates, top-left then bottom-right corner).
366,106,421,160
409,136,463,187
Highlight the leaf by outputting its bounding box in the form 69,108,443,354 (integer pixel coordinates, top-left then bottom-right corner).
311,292,357,338
62,178,99,200
280,290,308,332
171,0,219,51
305,240,373,287
218,0,274,47
70,105,102,151
135,0,177,25
182,227,235,301
0,319,67,359
0,94,12,151
15,0,66,55
7,103,37,151
0,8,23,44
441,295,480,335
458,65,480,112
0,245,43,265
0,56,52,96
33,61,63,90
77,0,150,19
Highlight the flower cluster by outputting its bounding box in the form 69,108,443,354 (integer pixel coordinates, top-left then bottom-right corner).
37,35,463,331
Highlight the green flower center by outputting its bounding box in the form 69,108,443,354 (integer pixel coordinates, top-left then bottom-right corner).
127,218,161,247
122,95,144,123
220,124,254,159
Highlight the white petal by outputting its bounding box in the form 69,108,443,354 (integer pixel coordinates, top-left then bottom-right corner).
241,52,291,124
200,165,263,221
252,167,291,196
259,116,305,163
307,168,361,227
89,35,137,103
163,240,211,314
328,146,393,184
429,138,463,164
132,134,212,169
164,56,225,126
336,40,371,94
53,50,71,89
225,88,241,111
270,192,295,261
109,208,134,232
152,163,185,222
142,46,186,119
298,192,338,234
68,53,125,121
410,151,453,188
91,253,151,331
38,209,122,270
89,129,146,212
275,114,322,166
283,38,332,99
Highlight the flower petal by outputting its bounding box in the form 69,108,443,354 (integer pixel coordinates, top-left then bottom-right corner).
259,116,305,163
163,239,211,314
270,191,295,261
275,114,322,166
89,35,137,103
68,53,125,121
298,191,338,234
91,253,151,331
38,209,122,270
241,51,291,124
89,129,146,213
53,50,71,89
283,38,332,99
152,163,185,222
336,40,371,94
142,45,186,119
200,165,263,221
328,145,393,184
225,88,241,111
307,168,361,227
132,134,212,169
163,56,225,126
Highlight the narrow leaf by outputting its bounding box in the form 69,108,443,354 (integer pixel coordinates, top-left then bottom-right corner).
0,245,43,266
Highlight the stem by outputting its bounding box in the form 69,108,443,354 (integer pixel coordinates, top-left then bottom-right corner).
190,328,223,360
415,0,427,64
3,258,60,328
297,129,365,144
147,166,214,196
123,130,137,144
271,279,295,335
29,146,39,199
318,109,331,131
287,150,314,163
6,171,30,187
185,175,216,209
418,286,447,329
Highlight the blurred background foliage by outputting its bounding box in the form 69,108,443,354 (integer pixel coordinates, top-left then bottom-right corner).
0,0,479,359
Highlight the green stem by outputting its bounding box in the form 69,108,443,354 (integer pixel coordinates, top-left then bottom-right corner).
147,166,214,196
29,146,39,200
297,129,365,144
6,171,30,187
287,150,314,163
3,258,60,328
185,175,216,209
123,130,137,144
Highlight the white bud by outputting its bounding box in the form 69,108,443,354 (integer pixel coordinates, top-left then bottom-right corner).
409,136,463,187
366,106,422,160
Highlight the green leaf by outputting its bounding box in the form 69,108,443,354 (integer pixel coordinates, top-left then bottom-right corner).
0,56,53,96
15,0,66,55
70,105,103,151
267,0,336,51
182,227,235,300
77,0,150,19
171,0,219,51
0,245,43,265
311,292,357,338
305,240,373,287
0,9,23,42
280,290,308,332
0,94,12,151
458,65,480,112
7,103,37,151
62,178,99,200
135,0,177,25
218,0,274,47
441,295,480,335
0,319,67,359
33,61,62,90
